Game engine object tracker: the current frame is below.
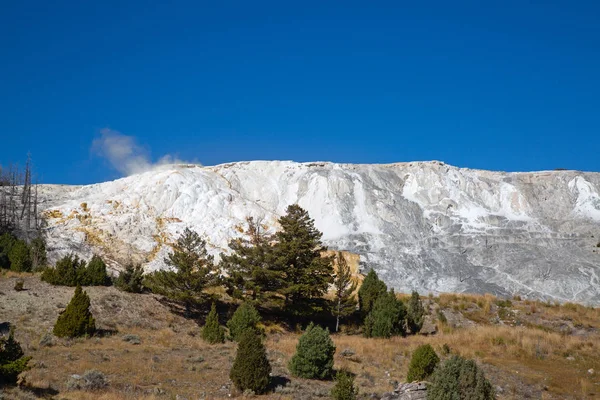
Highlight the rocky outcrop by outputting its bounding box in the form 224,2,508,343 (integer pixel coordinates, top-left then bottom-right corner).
381,382,427,400
38,161,600,304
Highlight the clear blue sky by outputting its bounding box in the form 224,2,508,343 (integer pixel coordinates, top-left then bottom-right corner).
1,1,599,184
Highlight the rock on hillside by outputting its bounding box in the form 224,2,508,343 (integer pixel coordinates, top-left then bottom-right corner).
38,161,600,304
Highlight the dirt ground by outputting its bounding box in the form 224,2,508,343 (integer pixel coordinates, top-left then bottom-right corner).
1,274,599,399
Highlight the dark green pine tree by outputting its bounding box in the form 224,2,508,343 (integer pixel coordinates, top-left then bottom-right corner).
331,369,359,400
41,253,86,286
0,233,16,269
270,205,334,314
0,328,32,385
81,254,111,286
358,269,387,317
363,289,406,338
332,252,358,332
8,240,32,272
53,285,96,338
201,302,225,344
115,262,145,293
220,216,276,301
406,291,425,334
145,228,219,316
227,302,263,342
230,329,271,394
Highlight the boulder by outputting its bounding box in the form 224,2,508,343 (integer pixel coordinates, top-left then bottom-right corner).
419,316,437,335
380,381,427,400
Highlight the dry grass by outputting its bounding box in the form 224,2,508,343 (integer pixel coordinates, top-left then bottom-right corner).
1,274,599,399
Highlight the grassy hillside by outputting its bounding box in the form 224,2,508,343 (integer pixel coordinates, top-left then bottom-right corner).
1,272,599,399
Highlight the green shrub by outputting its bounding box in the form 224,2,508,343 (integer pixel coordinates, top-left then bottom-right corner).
114,263,145,293
495,299,512,308
201,303,225,344
331,369,358,400
230,329,271,394
289,322,336,379
358,269,387,316
8,240,32,272
41,253,85,286
81,255,111,286
363,290,406,338
428,355,495,399
53,285,96,338
406,344,439,382
227,302,262,341
0,233,16,269
0,328,32,384
407,291,425,334
42,254,111,287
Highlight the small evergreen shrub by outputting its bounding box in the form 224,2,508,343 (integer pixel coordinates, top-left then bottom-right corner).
0,328,32,385
42,253,85,286
81,255,111,286
363,290,406,338
114,263,145,293
53,285,96,338
201,303,225,344
406,291,425,334
227,302,262,341
289,322,336,379
331,369,358,400
42,254,111,287
230,329,271,394
406,344,439,382
0,233,16,270
8,240,32,272
428,355,495,400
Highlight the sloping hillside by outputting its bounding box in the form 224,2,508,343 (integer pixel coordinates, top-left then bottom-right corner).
38,161,600,303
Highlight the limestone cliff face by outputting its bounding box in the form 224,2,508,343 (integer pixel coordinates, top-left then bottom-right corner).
39,161,600,304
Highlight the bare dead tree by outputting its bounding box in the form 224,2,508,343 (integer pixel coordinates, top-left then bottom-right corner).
0,155,42,238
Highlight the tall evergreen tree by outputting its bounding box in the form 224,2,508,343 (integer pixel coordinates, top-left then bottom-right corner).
145,228,218,316
406,291,425,334
53,285,96,338
269,205,334,314
332,252,357,332
221,216,276,301
358,269,387,317
363,289,406,338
